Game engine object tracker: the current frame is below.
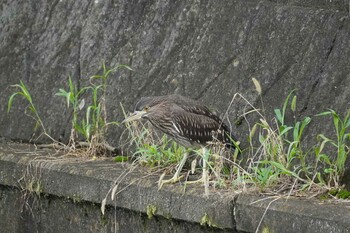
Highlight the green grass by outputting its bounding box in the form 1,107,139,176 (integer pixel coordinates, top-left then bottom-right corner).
243,82,349,195
247,90,313,191
122,119,188,168
8,62,131,156
7,65,350,197
314,109,350,187
122,85,349,196
8,80,43,131
7,81,59,143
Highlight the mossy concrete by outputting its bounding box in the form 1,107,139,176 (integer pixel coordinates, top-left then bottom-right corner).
1,142,350,233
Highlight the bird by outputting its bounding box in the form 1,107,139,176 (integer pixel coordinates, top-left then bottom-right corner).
122,94,238,194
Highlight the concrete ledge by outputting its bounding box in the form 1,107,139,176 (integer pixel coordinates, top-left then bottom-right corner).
1,143,350,233
235,195,350,233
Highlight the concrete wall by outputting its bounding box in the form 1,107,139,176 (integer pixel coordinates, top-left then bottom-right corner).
1,0,349,144
1,143,350,233
1,2,350,231
0,143,235,233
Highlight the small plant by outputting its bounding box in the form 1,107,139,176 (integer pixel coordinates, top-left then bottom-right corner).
7,81,59,143
131,127,187,168
56,76,91,144
245,78,350,196
8,62,132,157
253,165,278,189
88,63,132,141
247,88,312,191
146,204,157,219
8,81,40,127
314,109,350,187
55,62,131,155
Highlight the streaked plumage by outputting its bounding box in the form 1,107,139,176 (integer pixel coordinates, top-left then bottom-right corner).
122,94,238,191
130,94,237,149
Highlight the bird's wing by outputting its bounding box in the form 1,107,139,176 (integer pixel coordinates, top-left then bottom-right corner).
170,108,226,145
176,103,237,144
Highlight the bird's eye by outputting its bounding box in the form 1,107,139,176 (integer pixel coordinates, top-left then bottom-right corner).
144,106,149,111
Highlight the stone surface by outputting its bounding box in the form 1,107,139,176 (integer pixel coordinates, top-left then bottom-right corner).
1,1,350,184
235,195,350,233
1,143,350,233
0,143,235,232
0,186,233,233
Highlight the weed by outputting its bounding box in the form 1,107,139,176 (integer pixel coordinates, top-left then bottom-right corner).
8,64,350,199
129,122,187,168
114,155,128,162
252,165,278,189
56,62,131,156
314,109,350,187
8,62,131,157
56,76,91,144
7,81,62,144
247,88,312,191
146,204,157,219
7,81,41,129
26,180,44,196
200,213,217,228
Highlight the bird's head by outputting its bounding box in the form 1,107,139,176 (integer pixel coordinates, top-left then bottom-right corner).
122,97,161,123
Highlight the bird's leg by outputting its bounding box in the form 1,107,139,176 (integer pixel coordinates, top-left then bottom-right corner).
185,147,210,196
202,147,209,196
158,152,188,190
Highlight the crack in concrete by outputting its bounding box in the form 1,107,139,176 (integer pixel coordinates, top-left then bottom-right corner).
262,62,293,98
231,194,239,232
195,1,262,101
264,0,349,12
300,14,345,113
195,56,236,100
44,0,60,30
59,3,91,141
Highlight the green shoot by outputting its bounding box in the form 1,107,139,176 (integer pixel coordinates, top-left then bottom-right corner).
7,81,58,143
315,109,350,186
8,80,42,131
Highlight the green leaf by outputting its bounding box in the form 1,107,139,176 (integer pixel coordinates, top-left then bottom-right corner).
19,80,32,103
56,89,71,107
68,76,75,93
29,105,36,114
55,88,69,97
7,92,19,112
114,156,128,162
315,111,332,117
291,95,297,112
324,168,334,174
86,105,92,124
318,154,332,165
280,126,293,136
293,122,300,141
345,115,350,128
117,64,133,71
281,90,295,123
274,109,283,124
299,117,311,138
316,134,333,154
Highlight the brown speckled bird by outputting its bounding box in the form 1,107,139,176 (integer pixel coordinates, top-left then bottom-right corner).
122,94,237,191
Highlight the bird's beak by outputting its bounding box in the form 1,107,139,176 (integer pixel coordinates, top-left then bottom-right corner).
122,110,147,123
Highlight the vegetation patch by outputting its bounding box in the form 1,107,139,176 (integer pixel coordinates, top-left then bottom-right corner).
7,64,350,199
8,62,132,157
200,213,218,228
146,204,157,219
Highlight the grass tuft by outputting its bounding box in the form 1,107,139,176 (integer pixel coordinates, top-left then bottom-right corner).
8,62,132,157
